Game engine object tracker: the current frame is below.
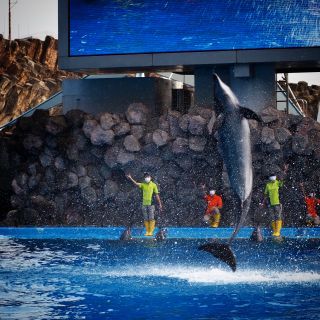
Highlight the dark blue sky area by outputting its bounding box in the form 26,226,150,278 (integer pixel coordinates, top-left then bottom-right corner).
69,0,320,56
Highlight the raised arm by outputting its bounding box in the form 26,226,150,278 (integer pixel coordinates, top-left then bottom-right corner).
300,182,306,197
200,183,207,196
126,173,140,187
279,164,289,182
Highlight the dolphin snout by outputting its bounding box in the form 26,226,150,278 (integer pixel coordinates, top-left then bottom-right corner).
212,73,219,82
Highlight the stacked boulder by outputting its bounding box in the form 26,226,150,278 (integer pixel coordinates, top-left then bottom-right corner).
1,103,320,227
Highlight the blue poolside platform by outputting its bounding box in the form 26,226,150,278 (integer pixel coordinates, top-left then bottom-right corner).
0,227,319,240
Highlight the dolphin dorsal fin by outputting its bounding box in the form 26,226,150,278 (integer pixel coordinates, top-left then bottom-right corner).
239,107,262,122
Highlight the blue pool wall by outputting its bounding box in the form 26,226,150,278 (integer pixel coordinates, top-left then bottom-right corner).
0,227,319,240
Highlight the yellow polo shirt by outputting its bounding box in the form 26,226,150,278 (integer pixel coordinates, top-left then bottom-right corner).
138,181,159,206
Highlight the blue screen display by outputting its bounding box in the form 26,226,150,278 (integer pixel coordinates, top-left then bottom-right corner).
69,0,320,56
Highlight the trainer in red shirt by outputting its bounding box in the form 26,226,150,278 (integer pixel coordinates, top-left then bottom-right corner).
200,185,223,228
300,183,320,226
304,194,320,218
204,193,223,215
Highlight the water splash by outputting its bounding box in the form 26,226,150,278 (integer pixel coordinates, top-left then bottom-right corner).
95,265,320,285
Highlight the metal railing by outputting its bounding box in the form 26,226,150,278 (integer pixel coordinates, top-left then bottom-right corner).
276,75,305,117
0,89,63,131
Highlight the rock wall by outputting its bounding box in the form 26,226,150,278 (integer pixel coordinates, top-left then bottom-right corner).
0,35,81,125
1,104,320,228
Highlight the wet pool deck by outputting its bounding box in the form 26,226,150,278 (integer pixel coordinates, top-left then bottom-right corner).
0,227,319,240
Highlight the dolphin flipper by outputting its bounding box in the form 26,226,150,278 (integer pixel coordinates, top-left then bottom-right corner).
239,106,262,122
207,114,224,135
198,241,236,272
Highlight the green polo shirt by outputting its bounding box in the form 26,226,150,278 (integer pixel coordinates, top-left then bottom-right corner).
138,181,159,206
264,180,284,206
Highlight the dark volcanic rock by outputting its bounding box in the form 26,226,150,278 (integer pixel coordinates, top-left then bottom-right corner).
125,103,149,125
100,112,116,130
188,115,206,135
152,129,169,147
172,137,189,154
103,180,119,199
124,135,141,152
90,126,114,146
275,127,292,144
189,136,207,152
114,122,130,136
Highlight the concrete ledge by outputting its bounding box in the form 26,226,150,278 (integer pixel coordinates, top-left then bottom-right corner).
0,227,319,240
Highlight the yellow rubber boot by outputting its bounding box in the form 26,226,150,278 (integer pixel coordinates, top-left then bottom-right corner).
273,220,282,237
211,213,220,228
271,221,276,235
144,221,150,236
149,220,156,236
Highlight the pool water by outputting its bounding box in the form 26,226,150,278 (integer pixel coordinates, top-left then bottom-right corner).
0,238,319,319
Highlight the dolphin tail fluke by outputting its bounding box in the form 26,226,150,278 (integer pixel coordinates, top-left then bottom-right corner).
198,241,236,272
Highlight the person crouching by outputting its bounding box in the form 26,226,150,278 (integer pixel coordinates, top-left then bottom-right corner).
201,185,223,228
300,183,320,226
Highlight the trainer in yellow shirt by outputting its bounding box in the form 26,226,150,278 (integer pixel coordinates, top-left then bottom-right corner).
262,175,284,237
127,172,162,236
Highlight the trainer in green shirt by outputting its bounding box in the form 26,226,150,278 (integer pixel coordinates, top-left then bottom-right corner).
264,178,284,206
261,171,287,238
138,181,159,206
127,172,162,237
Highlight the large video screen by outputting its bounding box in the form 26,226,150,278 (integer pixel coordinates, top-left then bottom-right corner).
69,0,320,57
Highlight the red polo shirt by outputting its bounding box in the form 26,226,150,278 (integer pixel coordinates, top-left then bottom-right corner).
305,196,320,217
204,194,223,214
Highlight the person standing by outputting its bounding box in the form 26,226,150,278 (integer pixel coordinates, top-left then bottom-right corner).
300,183,320,226
201,185,223,228
127,172,162,236
261,174,285,237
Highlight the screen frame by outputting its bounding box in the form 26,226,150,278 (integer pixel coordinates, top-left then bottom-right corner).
59,0,320,73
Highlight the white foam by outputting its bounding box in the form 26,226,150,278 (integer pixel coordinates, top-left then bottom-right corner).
101,265,320,285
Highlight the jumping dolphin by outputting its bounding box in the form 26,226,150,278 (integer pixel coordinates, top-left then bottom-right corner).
155,227,167,241
250,226,264,242
120,227,132,240
199,73,261,271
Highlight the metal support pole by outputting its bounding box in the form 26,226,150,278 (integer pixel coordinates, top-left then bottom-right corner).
8,0,17,41
284,73,289,114
8,0,11,40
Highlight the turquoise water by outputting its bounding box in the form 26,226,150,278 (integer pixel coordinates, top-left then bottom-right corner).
1,226,319,239
0,237,319,319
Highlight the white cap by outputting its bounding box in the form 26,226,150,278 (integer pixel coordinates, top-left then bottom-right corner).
269,176,277,181
309,193,315,197
209,190,216,195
